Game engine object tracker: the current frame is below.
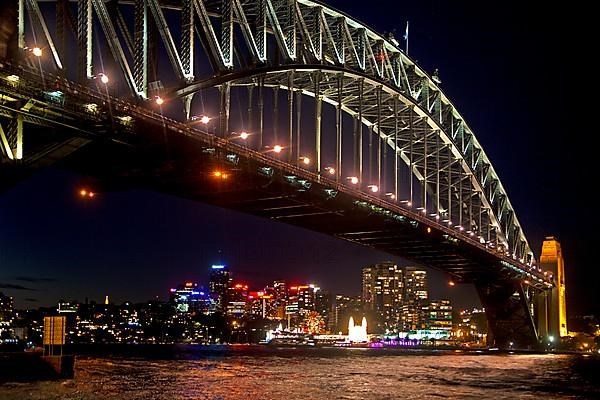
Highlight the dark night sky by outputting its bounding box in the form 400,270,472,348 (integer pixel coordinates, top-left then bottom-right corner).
1,1,596,314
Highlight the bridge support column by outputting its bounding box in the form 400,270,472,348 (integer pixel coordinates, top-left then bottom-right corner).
219,82,231,138
476,280,538,349
0,115,23,161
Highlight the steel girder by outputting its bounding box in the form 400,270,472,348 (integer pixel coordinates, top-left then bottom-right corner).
14,0,534,270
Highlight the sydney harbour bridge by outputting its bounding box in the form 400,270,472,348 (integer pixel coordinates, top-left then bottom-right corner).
0,0,559,348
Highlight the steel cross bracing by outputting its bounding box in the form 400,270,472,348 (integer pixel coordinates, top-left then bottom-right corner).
10,0,543,278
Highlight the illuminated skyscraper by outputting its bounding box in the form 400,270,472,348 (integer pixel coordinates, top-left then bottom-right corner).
539,236,568,339
0,292,14,336
362,262,403,332
226,283,248,317
170,282,211,314
209,264,232,312
402,267,428,330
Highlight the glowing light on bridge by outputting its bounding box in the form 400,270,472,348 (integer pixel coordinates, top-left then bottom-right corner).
200,115,211,124
212,170,229,179
300,156,310,165
385,193,396,200
324,167,335,175
31,46,42,57
448,281,455,287
347,176,359,185
79,189,95,198
239,131,249,140
6,75,19,83
273,145,283,153
155,96,164,106
98,73,109,84
367,185,378,193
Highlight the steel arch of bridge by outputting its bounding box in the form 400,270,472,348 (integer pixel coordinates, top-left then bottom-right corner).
12,0,536,268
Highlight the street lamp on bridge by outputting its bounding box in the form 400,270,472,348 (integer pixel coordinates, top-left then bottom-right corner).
24,46,43,57
91,73,109,84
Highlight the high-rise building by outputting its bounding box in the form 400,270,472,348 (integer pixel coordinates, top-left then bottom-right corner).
0,292,14,337
539,236,568,339
402,267,428,330
423,299,452,333
362,262,403,332
333,295,362,334
209,264,232,312
315,290,331,329
298,284,320,315
247,290,276,319
273,280,287,303
226,283,248,317
170,282,211,314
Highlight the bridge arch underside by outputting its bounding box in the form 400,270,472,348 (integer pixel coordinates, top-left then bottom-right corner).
176,66,528,265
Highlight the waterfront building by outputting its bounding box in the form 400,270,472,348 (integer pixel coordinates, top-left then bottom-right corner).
453,307,487,345
423,299,452,333
362,262,403,332
209,264,232,312
402,267,428,331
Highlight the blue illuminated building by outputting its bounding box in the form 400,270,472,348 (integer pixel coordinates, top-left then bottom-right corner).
170,282,211,315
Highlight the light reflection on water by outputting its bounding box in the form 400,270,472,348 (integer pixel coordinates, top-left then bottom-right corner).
1,347,598,399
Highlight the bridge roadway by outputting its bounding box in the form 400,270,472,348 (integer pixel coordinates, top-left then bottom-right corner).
1,63,552,348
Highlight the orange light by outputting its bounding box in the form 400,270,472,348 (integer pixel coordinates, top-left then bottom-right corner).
449,281,455,287
426,227,432,234
290,286,298,291
80,189,87,196
235,284,242,288
273,145,283,153
88,192,95,198
213,171,222,177
155,96,164,105
240,131,249,140
185,282,193,287
221,173,228,179
32,47,43,57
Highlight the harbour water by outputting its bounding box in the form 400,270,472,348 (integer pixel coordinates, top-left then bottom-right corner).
1,346,599,399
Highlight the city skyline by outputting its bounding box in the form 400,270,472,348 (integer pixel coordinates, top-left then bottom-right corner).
1,0,597,318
